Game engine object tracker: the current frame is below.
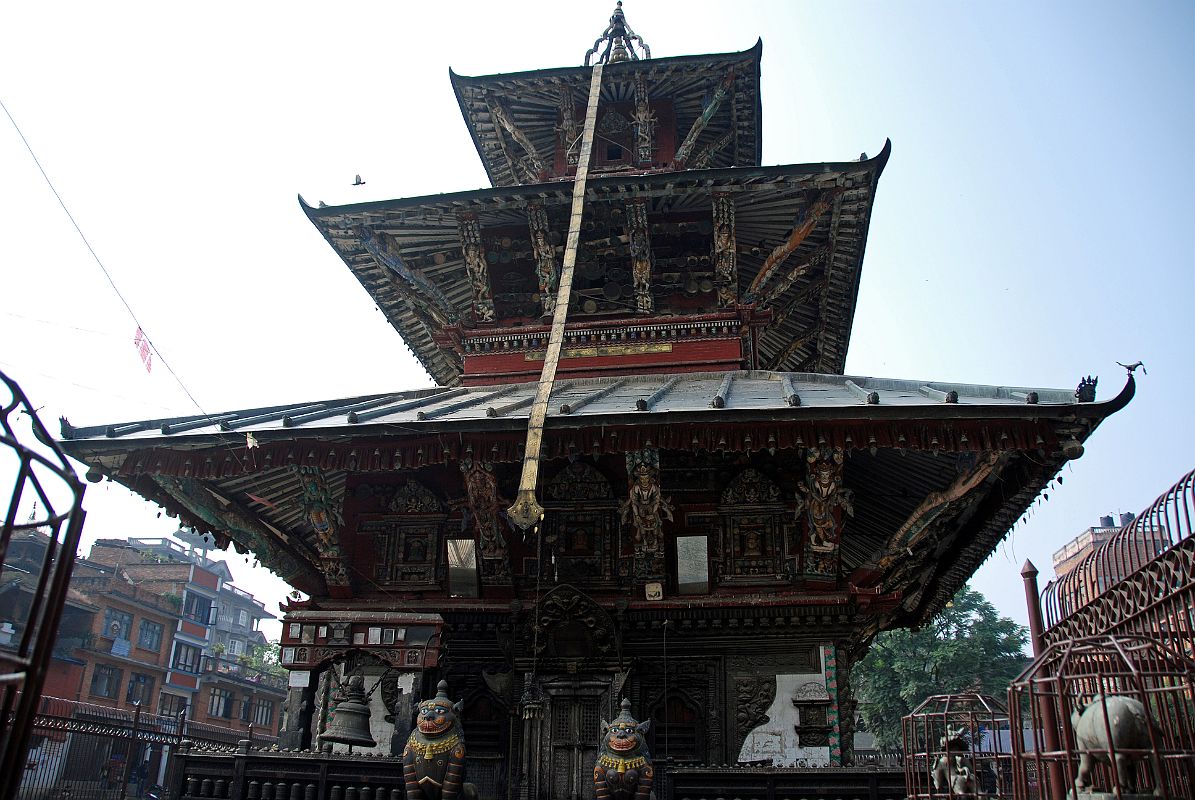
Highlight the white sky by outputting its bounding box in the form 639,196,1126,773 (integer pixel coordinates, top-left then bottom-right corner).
3,1,1193,639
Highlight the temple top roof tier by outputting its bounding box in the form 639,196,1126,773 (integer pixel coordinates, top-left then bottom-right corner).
449,40,763,188
303,146,889,385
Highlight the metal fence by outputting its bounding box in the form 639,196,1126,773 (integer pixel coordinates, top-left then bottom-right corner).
15,694,278,800
1,370,88,800
1041,468,1195,655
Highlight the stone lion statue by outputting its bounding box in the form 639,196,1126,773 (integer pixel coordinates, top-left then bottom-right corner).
401,680,477,800
594,698,654,800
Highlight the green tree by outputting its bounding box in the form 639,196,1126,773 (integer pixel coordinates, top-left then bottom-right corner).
855,585,1028,749
242,639,286,680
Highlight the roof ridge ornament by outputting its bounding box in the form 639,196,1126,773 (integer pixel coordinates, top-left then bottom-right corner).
585,1,651,66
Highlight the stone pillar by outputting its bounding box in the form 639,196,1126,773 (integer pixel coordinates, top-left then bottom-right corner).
279,681,315,751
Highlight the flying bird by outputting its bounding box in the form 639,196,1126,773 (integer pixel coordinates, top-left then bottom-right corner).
353,174,366,186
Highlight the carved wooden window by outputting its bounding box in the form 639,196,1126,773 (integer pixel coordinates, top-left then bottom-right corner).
595,107,633,170
356,479,446,587
543,461,619,586
717,468,790,585
651,693,705,764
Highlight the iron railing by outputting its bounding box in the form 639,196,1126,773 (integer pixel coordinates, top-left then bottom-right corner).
1041,468,1195,655
1,370,88,800
16,693,279,800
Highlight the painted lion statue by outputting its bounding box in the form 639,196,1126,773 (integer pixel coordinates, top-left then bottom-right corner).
401,680,477,800
594,698,654,800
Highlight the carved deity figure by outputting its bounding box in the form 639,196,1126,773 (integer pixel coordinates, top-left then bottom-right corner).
402,681,477,800
295,466,341,548
796,447,854,552
294,466,349,585
460,457,508,561
632,72,656,163
620,463,673,562
594,698,654,800
458,215,495,323
712,195,737,307
528,205,558,316
625,202,654,314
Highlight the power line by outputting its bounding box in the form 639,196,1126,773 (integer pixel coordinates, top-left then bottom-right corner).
1,97,217,428
1,95,244,469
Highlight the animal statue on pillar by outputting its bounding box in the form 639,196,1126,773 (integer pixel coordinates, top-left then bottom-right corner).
1070,694,1162,796
401,681,477,800
594,698,653,800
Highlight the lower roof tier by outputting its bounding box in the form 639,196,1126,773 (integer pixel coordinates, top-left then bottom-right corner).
57,368,1132,635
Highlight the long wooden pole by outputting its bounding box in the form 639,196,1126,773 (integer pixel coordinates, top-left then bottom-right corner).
507,64,604,531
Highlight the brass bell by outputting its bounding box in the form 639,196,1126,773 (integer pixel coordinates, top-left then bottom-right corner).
321,675,377,747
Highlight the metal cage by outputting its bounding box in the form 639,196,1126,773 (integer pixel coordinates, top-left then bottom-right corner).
0,370,87,800
1007,635,1195,799
902,692,1013,798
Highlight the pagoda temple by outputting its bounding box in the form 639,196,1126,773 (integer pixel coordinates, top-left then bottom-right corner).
58,5,1132,798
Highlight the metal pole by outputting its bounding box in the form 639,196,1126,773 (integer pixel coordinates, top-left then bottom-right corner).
507,62,605,531
1021,561,1066,800
122,702,143,799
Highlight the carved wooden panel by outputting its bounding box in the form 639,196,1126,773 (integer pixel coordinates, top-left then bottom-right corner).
358,519,443,586
543,509,617,584
717,468,791,584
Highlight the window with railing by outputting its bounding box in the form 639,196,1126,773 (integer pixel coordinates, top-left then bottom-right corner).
208,687,234,719
90,664,122,698
138,620,164,651
102,608,133,639
173,642,202,673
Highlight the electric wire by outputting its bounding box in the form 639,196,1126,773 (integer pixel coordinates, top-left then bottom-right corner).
1,96,244,469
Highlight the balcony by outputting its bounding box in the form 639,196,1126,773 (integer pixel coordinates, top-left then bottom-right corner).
201,656,287,693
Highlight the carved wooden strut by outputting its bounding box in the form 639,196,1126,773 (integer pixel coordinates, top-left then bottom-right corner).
457,214,496,324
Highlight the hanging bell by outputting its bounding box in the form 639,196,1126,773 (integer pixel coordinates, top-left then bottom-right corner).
320,675,377,747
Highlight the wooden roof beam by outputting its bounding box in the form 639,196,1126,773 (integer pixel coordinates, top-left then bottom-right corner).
560,379,627,414
746,187,844,300
845,380,880,405
918,386,960,404
636,376,681,411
